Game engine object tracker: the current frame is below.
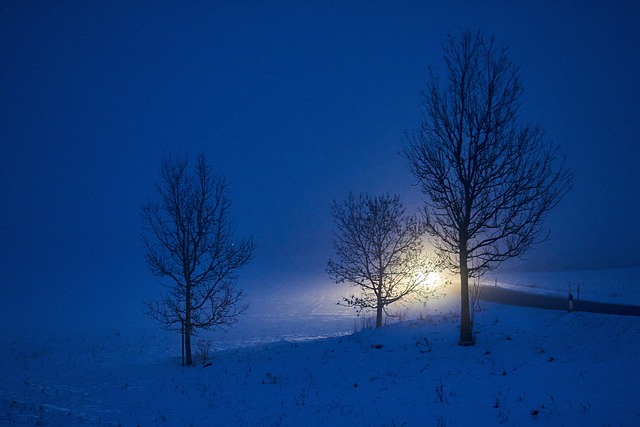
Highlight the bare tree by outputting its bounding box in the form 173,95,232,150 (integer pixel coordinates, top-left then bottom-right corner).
142,152,254,365
404,31,572,345
327,193,438,328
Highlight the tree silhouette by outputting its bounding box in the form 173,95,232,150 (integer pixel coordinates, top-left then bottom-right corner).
404,31,572,345
142,152,254,365
327,193,438,328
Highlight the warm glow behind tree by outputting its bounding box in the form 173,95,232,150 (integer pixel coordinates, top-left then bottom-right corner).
327,193,439,328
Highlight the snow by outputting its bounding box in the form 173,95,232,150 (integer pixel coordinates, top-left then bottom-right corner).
2,268,640,426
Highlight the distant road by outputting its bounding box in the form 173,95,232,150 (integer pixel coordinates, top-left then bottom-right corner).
478,285,640,316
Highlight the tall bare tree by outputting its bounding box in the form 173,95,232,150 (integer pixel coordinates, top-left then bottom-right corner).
404,31,572,345
327,193,438,328
142,152,254,365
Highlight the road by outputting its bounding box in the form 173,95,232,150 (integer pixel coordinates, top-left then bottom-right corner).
478,285,640,316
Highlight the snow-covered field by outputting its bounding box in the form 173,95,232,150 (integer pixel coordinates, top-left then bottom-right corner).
2,268,639,426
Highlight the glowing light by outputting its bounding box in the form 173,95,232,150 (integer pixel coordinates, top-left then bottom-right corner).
417,271,441,287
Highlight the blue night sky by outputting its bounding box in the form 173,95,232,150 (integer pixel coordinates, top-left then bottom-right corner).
1,1,639,332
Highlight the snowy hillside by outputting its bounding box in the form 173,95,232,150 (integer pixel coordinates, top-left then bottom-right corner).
2,296,639,426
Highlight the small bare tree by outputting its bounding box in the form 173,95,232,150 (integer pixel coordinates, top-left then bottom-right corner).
327,193,438,328
404,31,572,345
142,152,254,365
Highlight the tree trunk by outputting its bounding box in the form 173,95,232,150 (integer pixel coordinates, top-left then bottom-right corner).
459,245,473,345
185,283,193,365
185,322,193,365
375,280,384,328
181,321,185,366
